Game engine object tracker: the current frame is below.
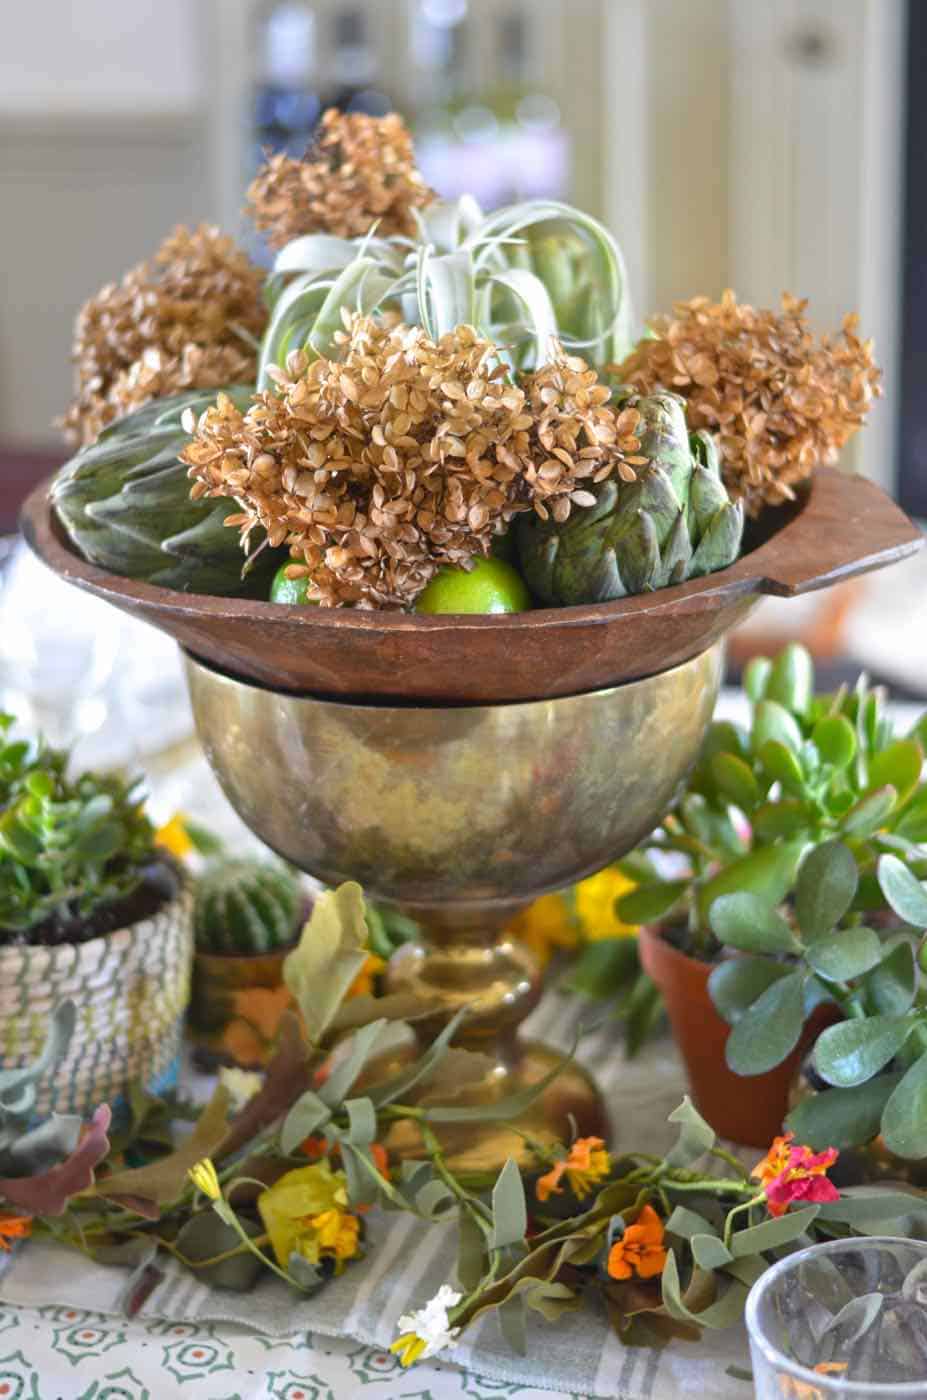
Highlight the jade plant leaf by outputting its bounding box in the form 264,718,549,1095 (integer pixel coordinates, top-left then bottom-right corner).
862,940,917,1016
752,699,803,754
725,972,805,1076
785,1074,903,1151
813,1015,915,1089
708,894,797,955
758,740,805,796
708,958,794,1026
878,855,927,929
805,926,883,983
616,879,689,925
743,656,772,702
795,841,858,942
881,1051,927,1158
765,643,814,717
709,753,760,811
843,787,897,840
699,842,804,925
811,715,857,770
867,739,924,805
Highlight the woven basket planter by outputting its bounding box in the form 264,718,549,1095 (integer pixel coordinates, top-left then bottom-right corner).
0,874,194,1118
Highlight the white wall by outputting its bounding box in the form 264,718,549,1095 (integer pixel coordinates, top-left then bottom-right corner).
0,0,199,113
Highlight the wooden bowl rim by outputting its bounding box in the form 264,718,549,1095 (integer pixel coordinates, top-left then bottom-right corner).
22,466,922,637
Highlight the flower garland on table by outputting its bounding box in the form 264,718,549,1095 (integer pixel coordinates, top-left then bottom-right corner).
1,882,924,1371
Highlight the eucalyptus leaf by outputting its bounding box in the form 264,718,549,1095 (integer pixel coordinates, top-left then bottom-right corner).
725,972,805,1076
318,1019,391,1107
814,1015,914,1089
729,1204,820,1257
817,1185,927,1227
708,894,797,955
692,1234,733,1270
491,1158,528,1250
820,1292,884,1345
280,1090,332,1155
662,1251,749,1330
664,1097,716,1168
665,1205,718,1241
283,882,371,1042
795,841,858,943
174,1212,265,1292
497,1296,528,1356
458,1212,489,1291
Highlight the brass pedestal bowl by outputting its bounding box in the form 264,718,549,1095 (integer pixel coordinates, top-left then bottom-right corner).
184,644,723,1170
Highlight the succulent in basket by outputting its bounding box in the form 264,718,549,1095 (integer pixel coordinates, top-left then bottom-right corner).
52,387,281,596
193,856,303,955
0,714,165,946
515,391,744,605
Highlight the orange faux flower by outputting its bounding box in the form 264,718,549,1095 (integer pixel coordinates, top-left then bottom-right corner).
536,1137,610,1202
0,1215,31,1250
300,1136,390,1182
606,1204,667,1281
780,1362,848,1399
753,1133,840,1219
752,1133,796,1189
347,953,386,1000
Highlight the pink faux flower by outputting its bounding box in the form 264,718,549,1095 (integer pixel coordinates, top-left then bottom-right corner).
762,1143,840,1219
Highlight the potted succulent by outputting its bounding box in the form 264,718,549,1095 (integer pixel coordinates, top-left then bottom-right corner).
188,848,305,1069
625,643,927,1145
0,714,192,1117
709,841,927,1166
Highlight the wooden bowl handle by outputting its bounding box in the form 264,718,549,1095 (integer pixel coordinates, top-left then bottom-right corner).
743,468,923,597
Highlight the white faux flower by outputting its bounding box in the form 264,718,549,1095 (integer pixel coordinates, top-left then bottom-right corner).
218,1066,264,1113
392,1285,463,1364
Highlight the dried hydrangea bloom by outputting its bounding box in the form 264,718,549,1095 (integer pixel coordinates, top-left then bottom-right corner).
60,225,267,446
613,290,882,514
181,316,642,609
246,108,434,249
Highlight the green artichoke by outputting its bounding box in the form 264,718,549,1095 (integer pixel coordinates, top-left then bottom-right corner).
52,388,278,595
516,392,744,605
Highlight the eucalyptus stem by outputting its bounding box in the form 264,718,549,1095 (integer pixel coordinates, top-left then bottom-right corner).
722,1193,766,1249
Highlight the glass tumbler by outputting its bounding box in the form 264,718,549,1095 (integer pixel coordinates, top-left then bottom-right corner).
746,1237,927,1398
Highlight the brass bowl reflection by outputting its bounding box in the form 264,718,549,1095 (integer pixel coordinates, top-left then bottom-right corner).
184,644,723,1167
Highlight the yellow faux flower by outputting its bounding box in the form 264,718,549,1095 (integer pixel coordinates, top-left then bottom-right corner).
155,813,194,860
257,1161,354,1270
347,952,386,1000
574,867,638,941
188,1158,221,1202
508,892,577,969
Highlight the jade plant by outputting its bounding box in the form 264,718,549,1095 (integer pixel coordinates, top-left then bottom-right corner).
616,643,927,958
707,839,927,1161
0,715,160,945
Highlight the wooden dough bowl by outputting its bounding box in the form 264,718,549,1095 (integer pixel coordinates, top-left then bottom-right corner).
21,468,922,705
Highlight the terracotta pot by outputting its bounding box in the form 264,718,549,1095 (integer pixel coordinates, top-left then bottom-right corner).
189,944,297,1070
639,925,828,1149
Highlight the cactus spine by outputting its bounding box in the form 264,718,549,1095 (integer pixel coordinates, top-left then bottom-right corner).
193,857,301,955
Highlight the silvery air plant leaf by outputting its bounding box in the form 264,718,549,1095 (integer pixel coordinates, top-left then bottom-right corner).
0,1000,112,1216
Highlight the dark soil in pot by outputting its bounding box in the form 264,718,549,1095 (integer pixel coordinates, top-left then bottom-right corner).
0,856,180,949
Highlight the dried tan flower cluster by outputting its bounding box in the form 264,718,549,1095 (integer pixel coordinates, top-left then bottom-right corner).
60,226,267,446
613,290,882,514
181,316,644,609
246,108,433,249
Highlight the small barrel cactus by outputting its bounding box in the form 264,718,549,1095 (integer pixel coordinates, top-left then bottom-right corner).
193,857,302,955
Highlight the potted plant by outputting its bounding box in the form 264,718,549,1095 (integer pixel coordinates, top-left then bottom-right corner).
0,714,193,1117
708,840,927,1166
624,643,927,1145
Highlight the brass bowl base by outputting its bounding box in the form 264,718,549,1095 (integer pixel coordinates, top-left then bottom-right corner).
370,1038,606,1175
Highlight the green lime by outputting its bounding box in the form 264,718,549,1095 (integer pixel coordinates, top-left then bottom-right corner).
414,557,532,615
270,563,317,606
